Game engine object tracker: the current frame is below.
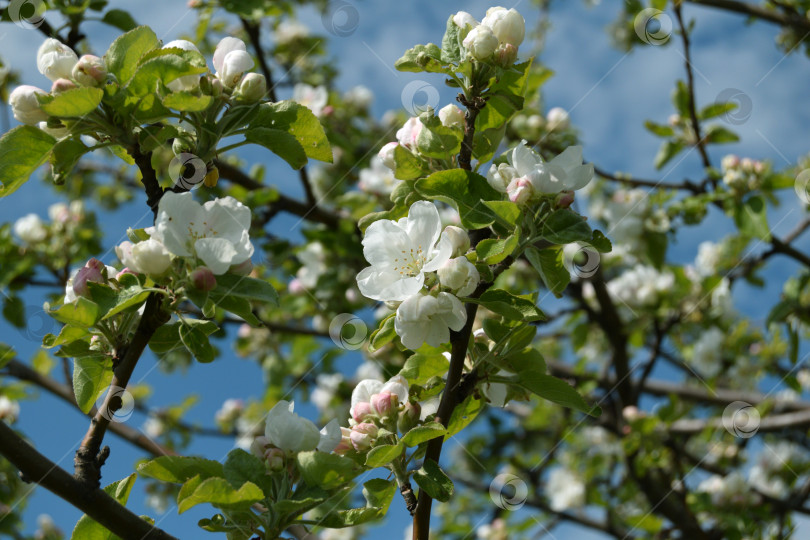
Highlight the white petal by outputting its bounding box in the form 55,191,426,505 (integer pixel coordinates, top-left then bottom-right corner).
436,292,467,331
195,237,238,274
356,267,424,302
362,219,411,268
153,192,199,257
550,145,583,170
402,201,442,253
317,419,342,452
510,142,541,177
213,37,246,74
422,234,453,273
351,380,384,413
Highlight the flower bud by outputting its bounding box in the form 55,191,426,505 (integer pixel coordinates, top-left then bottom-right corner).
438,104,465,129
229,259,253,276
487,163,518,193
721,154,739,171
352,401,373,423
234,72,267,103
333,427,353,455
453,11,477,29
462,25,499,61
507,177,533,205
191,266,217,291
438,257,480,297
72,55,107,87
9,85,48,125
36,38,78,82
350,422,378,451
72,258,106,297
378,142,399,170
494,43,518,66
115,268,137,280
264,447,285,472
397,401,421,433
442,225,470,257
51,78,76,93
13,214,47,243
555,191,575,209
131,239,172,275
370,390,399,417
545,107,570,131
214,37,254,88
481,7,525,47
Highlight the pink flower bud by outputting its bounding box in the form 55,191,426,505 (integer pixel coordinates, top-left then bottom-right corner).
556,191,575,209
264,447,285,471
333,426,353,455
229,259,253,276
115,268,137,280
72,55,107,87
51,78,76,93
370,391,398,417
72,258,105,297
191,266,217,291
352,401,373,423
495,43,518,66
321,105,334,116
507,177,533,205
350,422,378,451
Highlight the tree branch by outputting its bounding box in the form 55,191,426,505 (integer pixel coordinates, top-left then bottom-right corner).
0,422,178,540
684,0,810,33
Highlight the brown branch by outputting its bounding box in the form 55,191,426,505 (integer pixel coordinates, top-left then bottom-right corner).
684,0,810,33
0,422,178,540
593,165,698,191
671,407,810,434
240,17,278,102
3,359,175,458
674,4,712,171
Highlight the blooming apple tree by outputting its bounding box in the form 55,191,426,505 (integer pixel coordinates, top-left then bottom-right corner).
0,1,809,540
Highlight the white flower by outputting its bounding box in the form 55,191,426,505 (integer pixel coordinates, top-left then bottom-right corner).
9,85,48,125
292,83,328,117
462,25,499,60
690,327,725,378
396,117,423,149
72,55,106,87
296,241,327,289
395,292,467,350
0,396,20,423
163,40,201,92
142,417,165,438
546,468,585,511
264,400,340,454
214,398,244,425
487,142,593,200
438,257,479,296
438,104,465,129
453,11,478,29
481,7,525,47
116,238,172,276
213,37,254,88
312,373,344,412
359,155,400,195
36,38,78,82
378,142,399,170
13,214,47,243
356,201,453,302
350,375,409,422
275,20,310,44
152,192,254,275
695,240,722,277
545,107,570,131
344,85,373,108
606,264,674,308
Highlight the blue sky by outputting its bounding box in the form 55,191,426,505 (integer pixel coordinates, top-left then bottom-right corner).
1,0,809,538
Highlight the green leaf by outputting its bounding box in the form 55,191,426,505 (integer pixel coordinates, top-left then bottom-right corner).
653,140,684,170
369,314,396,353
138,455,224,483
644,120,674,137
247,100,332,165
223,449,267,492
161,92,214,112
446,395,484,437
104,26,160,85
542,209,593,244
213,274,279,305
177,475,263,514
392,144,427,180
476,234,518,265
179,323,215,363
125,48,207,96
274,485,331,519
137,124,178,153
401,422,446,447
734,195,771,240
297,451,362,490
704,125,739,144
525,247,569,296
699,101,736,120
415,169,501,229
413,459,453,502
101,9,137,31
315,479,397,528
673,80,690,115
475,60,533,132
50,138,90,184
394,43,446,73
72,357,113,414
0,126,56,197
365,443,404,467
43,325,90,349
85,282,150,321
399,353,450,385
71,474,137,540
40,87,104,117
440,15,462,64
148,323,184,354
416,117,461,159
493,346,546,375
482,200,521,227
467,289,545,322
48,297,103,327
516,372,599,416
590,230,613,253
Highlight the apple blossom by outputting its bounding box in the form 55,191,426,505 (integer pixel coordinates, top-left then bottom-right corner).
72,258,106,297
0,396,20,424
494,43,518,66
333,427,353,455
546,468,586,511
462,25,499,60
163,40,202,92
36,38,78,82
9,85,48,125
344,85,374,108
352,401,373,423
481,7,525,47
274,20,310,44
264,400,340,454
350,375,409,423
438,257,480,297
115,238,172,276
13,214,47,243
292,83,328,117
64,262,117,303
442,225,470,257
213,37,254,88
190,266,217,291
487,141,593,201
370,390,399,417
359,155,400,195
72,55,107,87
394,292,467,350
438,104,465,129
546,107,570,131
453,11,478,29
356,200,453,302
350,422,378,451
51,78,76,93
378,142,399,169
234,72,267,102
151,192,254,275
395,117,423,149
296,241,327,289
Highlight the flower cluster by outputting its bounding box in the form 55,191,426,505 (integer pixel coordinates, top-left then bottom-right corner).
721,154,767,192
454,7,526,64
356,201,475,349
254,400,340,456
487,141,593,205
